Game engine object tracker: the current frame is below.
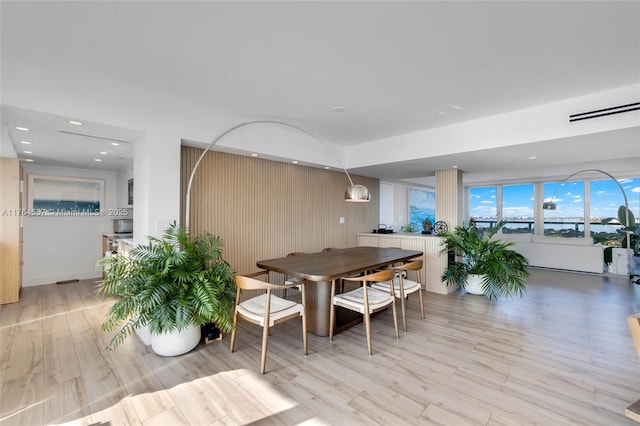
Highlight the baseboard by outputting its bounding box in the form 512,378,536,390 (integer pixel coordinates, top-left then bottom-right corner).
22,271,102,287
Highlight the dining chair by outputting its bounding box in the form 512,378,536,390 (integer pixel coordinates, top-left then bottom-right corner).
283,251,306,299
372,259,424,332
329,268,399,355
229,271,308,374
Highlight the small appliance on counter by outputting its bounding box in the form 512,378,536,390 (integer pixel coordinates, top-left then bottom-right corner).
372,224,394,234
113,218,133,234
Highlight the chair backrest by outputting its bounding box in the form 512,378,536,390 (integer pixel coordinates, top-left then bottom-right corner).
236,275,278,290
322,247,338,252
394,259,423,272
235,271,297,305
357,268,395,283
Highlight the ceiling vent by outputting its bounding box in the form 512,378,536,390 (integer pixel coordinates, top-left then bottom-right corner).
59,130,130,144
569,102,640,122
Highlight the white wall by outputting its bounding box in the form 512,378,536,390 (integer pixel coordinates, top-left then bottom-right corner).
133,132,181,245
21,164,118,286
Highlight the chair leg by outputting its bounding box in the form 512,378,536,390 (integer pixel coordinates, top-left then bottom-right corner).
260,323,270,374
400,291,407,332
391,298,399,339
418,288,425,320
301,285,308,355
329,280,337,341
364,310,372,356
229,309,238,353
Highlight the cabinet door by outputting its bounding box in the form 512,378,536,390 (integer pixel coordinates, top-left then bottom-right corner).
358,235,379,247
377,237,401,248
1,157,21,304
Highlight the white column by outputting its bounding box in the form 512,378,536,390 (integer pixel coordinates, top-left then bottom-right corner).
133,132,181,245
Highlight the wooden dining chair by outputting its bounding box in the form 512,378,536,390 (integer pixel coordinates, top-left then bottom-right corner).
283,251,306,300
329,268,399,355
372,259,424,332
229,271,308,374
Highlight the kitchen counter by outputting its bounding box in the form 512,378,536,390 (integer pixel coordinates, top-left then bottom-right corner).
358,232,451,295
102,233,133,255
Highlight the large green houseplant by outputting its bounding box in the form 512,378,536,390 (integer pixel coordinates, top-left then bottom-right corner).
96,222,236,353
439,221,529,299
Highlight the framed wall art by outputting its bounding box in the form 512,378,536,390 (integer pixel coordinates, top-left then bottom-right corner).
408,188,435,232
27,174,104,216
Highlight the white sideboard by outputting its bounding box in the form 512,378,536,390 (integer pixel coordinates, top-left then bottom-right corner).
357,232,453,295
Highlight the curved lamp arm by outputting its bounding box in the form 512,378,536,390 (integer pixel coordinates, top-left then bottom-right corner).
185,120,370,231
542,168,631,251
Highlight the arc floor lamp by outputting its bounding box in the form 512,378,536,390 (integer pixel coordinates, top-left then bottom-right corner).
543,168,637,280
184,120,370,231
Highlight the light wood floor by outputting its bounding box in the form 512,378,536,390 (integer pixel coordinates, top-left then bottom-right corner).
2,267,640,425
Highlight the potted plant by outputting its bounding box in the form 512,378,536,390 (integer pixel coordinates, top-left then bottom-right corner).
401,223,418,233
96,221,236,355
439,221,529,299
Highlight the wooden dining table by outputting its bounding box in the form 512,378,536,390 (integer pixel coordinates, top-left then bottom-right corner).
256,246,423,336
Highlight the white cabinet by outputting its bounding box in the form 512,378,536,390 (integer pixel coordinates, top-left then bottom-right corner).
358,233,452,295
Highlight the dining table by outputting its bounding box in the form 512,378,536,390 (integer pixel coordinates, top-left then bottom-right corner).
256,246,423,336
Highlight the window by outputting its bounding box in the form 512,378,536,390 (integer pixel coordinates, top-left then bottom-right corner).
467,175,638,244
543,180,585,238
590,177,640,246
469,186,497,232
501,183,534,234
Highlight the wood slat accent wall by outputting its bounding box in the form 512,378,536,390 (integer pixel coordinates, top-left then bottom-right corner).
181,146,379,279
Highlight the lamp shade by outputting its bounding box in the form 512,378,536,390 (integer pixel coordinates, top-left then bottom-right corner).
542,201,557,210
345,184,371,202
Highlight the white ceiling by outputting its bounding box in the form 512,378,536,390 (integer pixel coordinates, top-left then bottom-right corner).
1,1,639,182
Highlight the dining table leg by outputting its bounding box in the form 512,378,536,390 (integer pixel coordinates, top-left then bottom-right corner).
304,279,362,336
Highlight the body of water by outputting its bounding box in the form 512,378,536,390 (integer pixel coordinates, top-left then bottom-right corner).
33,199,101,214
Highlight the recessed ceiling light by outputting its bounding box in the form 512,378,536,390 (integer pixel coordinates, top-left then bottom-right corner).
332,106,345,113
20,141,31,145
110,142,120,146
250,153,259,157
437,110,447,115
16,126,29,131
449,104,464,110
292,160,298,164
451,165,459,169
94,158,102,162
23,150,33,154
24,158,34,162
67,120,83,126
99,151,108,155
324,166,331,170
529,156,537,160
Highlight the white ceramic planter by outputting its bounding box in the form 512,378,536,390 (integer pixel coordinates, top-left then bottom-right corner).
151,324,201,356
464,274,485,295
135,324,153,346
